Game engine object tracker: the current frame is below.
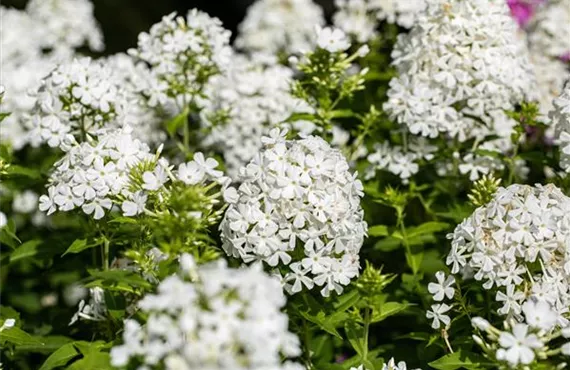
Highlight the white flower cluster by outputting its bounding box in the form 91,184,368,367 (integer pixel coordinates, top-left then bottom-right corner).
384,0,535,142
28,57,123,149
220,130,367,297
110,255,303,370
235,0,325,55
25,0,104,54
365,138,437,182
528,49,569,119
351,358,421,370
0,0,103,150
104,53,167,144
528,0,570,59
39,127,155,220
69,287,106,325
552,82,570,172
40,126,228,221
333,0,426,42
201,55,312,178
128,10,232,108
472,300,570,368
448,184,570,324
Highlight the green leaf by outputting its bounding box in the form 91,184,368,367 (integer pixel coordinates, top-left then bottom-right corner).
38,343,80,370
0,327,44,346
406,222,450,239
108,216,138,224
428,350,493,370
61,239,90,257
17,335,73,353
368,225,390,237
86,269,152,291
371,302,410,323
373,237,401,252
67,352,111,370
298,310,345,340
165,109,189,136
5,165,41,179
10,240,43,263
330,109,356,118
406,251,424,275
344,321,366,357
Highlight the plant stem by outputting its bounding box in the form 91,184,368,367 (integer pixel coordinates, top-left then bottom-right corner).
102,238,109,271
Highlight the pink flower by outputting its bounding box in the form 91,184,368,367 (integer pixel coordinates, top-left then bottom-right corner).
507,0,546,28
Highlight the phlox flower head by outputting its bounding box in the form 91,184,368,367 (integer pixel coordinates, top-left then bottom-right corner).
220,129,367,297
384,0,535,143
200,54,313,178
235,0,325,55
110,255,303,370
448,183,570,323
551,82,570,171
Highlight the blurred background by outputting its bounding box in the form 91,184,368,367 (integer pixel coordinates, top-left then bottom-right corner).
3,0,336,54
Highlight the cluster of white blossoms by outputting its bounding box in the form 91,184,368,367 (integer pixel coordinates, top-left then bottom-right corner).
333,0,426,42
69,287,106,325
235,0,325,55
552,82,570,171
28,57,125,149
365,138,437,182
528,50,569,118
25,0,104,54
104,53,167,144
447,184,570,324
220,130,367,297
39,127,155,220
39,126,228,221
128,10,232,109
472,301,570,368
200,54,313,178
110,255,303,370
384,0,535,142
351,358,421,370
0,0,103,150
528,0,570,59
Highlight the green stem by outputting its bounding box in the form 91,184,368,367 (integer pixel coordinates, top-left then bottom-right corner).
362,307,371,360
102,238,109,271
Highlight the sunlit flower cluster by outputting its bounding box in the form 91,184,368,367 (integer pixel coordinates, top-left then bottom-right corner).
110,255,303,370
200,55,312,178
472,301,570,368
552,82,570,171
448,184,570,322
128,10,232,110
28,57,124,149
0,0,103,150
528,0,570,59
220,130,367,297
235,0,325,55
333,0,426,42
385,0,535,142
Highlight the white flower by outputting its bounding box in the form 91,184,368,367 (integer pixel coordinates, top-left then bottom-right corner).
220,131,367,297
528,0,570,59
447,184,570,322
235,0,325,54
0,319,15,331
552,82,570,172
333,0,426,43
200,54,312,178
426,303,451,329
522,300,558,332
70,287,107,325
129,10,231,111
0,212,7,229
384,0,535,144
496,324,543,366
316,26,351,53
12,190,39,214
110,256,302,369
382,357,421,370
122,191,148,217
428,271,455,301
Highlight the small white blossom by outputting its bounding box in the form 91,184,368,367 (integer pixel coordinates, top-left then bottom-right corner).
428,271,455,301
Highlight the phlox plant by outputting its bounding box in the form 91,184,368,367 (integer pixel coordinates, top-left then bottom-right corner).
1,0,570,369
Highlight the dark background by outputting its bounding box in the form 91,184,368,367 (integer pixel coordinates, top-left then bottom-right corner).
4,0,336,54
